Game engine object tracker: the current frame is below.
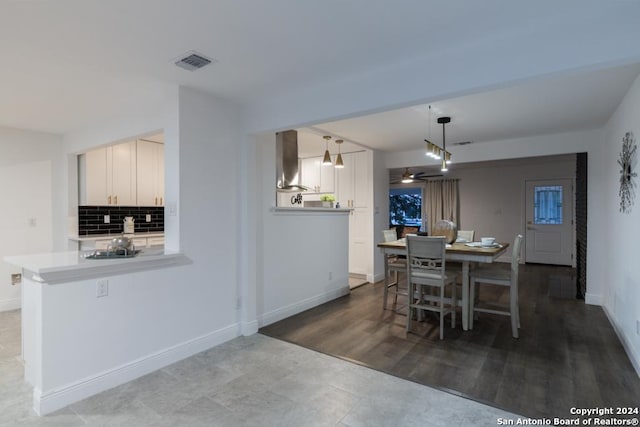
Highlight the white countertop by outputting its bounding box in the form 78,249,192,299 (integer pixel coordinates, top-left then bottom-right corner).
4,249,189,285
271,206,352,214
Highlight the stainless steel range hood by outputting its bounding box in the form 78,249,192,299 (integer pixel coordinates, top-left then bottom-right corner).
276,130,309,192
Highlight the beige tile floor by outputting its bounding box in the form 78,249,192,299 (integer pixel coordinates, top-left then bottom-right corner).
0,309,520,426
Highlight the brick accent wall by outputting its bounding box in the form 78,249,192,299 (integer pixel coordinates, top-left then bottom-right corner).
78,206,164,236
576,152,588,299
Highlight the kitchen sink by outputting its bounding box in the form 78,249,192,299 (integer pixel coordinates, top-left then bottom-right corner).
84,249,140,259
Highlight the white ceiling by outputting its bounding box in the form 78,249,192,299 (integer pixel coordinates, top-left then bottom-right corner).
1,0,640,145
309,64,640,154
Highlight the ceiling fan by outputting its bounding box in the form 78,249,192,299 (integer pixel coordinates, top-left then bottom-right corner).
390,167,442,184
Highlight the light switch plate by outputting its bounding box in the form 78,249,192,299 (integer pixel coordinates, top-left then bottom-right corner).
104,215,110,224
146,214,151,222
168,202,177,216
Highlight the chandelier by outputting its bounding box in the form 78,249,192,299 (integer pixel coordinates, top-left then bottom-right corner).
424,106,452,172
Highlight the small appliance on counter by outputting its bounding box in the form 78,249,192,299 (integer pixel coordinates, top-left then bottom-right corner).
123,216,135,234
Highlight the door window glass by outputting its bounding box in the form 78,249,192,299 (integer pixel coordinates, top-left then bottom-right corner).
534,185,563,224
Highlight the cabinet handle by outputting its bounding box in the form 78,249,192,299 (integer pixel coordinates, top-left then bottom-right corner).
155,197,158,206
114,195,118,205
108,195,112,205
160,197,163,205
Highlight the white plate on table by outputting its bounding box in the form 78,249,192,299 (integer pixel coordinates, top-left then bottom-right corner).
465,242,502,248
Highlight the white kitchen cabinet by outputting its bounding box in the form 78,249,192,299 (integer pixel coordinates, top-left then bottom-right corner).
352,151,370,208
320,159,335,193
334,150,373,276
336,151,369,208
136,140,164,206
84,141,137,206
300,157,321,192
335,153,354,207
300,156,335,193
85,147,109,205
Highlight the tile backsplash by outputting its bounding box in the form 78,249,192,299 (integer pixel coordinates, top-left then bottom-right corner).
78,206,164,236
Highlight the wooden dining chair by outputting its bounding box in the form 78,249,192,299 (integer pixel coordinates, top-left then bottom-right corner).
406,236,458,339
382,229,407,310
469,234,523,338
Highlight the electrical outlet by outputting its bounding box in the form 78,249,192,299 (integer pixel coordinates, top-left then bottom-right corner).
104,215,110,224
146,214,151,222
96,279,109,298
11,273,21,285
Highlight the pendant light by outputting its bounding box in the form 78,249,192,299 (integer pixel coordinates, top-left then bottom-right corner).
437,116,451,172
425,105,436,158
322,135,332,166
334,139,344,168
424,105,453,171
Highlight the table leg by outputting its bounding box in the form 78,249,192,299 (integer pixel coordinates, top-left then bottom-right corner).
462,261,469,331
383,251,389,310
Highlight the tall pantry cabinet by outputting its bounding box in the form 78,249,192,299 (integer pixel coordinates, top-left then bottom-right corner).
335,151,371,277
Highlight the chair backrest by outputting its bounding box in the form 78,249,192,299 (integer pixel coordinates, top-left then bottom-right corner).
382,229,398,242
457,230,475,242
406,236,447,283
511,234,524,282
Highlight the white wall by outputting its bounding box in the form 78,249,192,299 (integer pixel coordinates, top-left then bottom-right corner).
452,155,576,262
39,86,245,410
254,133,350,326
598,73,640,374
0,127,63,312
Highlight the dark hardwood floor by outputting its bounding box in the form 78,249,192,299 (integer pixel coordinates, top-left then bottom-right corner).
260,264,640,418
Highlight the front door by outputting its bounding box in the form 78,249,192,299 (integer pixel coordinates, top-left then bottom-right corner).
525,179,573,265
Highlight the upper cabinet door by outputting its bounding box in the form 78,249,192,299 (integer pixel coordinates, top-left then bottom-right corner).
110,141,137,206
85,147,109,205
336,153,354,207
352,151,370,208
83,140,139,206
136,140,164,206
300,157,321,192
320,158,335,193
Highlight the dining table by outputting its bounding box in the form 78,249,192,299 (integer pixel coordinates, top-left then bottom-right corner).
377,237,509,331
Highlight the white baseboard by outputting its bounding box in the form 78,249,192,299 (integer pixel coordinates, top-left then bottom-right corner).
0,297,20,312
602,304,640,378
258,285,350,327
585,292,603,305
33,323,239,416
240,320,259,336
368,272,385,283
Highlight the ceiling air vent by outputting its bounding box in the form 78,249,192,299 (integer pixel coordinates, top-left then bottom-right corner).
174,51,215,71
451,140,473,146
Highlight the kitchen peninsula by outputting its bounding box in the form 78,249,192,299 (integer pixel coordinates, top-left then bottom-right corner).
4,249,189,415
